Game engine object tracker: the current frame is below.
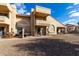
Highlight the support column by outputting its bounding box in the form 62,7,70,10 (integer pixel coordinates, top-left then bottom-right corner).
9,12,12,33
31,11,36,36
54,27,57,34
46,27,48,35
40,28,43,36
22,28,24,38
65,26,68,34
35,27,37,36
4,27,6,36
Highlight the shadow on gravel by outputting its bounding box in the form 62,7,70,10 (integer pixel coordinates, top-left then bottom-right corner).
13,38,79,56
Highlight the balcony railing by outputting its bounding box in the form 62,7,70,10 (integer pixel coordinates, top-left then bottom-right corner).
35,19,49,26
35,5,51,14
0,3,12,12
0,15,9,19
0,3,8,6
0,16,10,24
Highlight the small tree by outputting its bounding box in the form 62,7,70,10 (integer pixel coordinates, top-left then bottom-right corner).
77,22,79,25
76,22,79,33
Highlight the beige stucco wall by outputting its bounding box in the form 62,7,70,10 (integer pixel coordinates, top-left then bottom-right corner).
0,4,11,25
47,16,65,35
47,16,64,27
8,4,17,35
35,17,48,26
34,15,65,35
34,5,65,35
0,4,65,36
0,14,10,25
0,4,13,13
16,16,31,35
0,4,12,33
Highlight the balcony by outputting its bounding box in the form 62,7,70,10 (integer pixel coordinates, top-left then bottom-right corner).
0,16,10,24
0,3,10,12
0,3,8,6
35,5,51,15
35,19,49,26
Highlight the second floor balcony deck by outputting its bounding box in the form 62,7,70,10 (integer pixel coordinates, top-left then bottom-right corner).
35,19,49,26
32,5,51,17
0,3,11,12
0,15,10,24
35,5,51,15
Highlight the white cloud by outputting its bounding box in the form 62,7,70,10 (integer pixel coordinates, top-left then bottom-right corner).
17,8,26,14
73,3,79,5
66,6,72,10
69,12,79,17
68,22,78,25
26,12,30,15
15,3,22,7
62,3,79,25
15,3,27,14
64,19,75,24
68,10,76,14
15,3,26,9
63,19,78,25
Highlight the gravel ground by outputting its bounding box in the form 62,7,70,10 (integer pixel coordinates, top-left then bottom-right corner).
0,34,79,56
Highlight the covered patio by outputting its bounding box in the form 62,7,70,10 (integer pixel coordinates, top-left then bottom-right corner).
0,23,9,38
57,27,65,34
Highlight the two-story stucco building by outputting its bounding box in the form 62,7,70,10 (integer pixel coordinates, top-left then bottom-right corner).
0,3,65,38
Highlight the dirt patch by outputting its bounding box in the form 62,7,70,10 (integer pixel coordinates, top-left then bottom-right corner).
0,34,79,56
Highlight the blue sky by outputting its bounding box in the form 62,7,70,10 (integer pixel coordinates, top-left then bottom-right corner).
15,3,79,25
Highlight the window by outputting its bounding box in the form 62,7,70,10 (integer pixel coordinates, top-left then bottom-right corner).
48,24,55,31
51,25,55,31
